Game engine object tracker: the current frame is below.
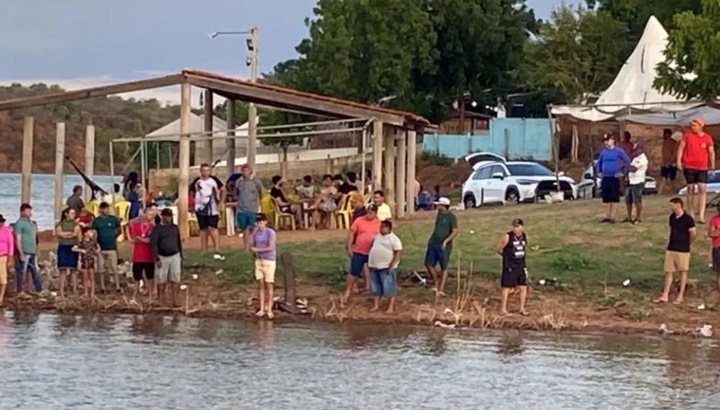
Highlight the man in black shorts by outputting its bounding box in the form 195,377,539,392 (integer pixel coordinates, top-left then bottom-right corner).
596,134,631,223
190,163,225,260
497,219,528,316
659,128,679,195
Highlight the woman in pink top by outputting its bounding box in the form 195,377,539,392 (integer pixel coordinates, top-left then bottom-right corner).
341,205,380,307
0,214,15,307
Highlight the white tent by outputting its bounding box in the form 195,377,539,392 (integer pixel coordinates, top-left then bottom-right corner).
551,16,720,125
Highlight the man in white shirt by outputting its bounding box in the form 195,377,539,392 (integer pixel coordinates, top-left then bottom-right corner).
189,163,226,260
624,140,649,224
367,220,402,314
371,190,393,221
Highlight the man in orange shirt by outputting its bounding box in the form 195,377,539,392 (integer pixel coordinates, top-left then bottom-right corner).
342,204,380,307
677,117,715,223
659,128,679,195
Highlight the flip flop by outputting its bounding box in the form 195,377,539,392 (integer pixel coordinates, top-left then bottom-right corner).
520,311,530,316
256,310,266,317
653,298,668,304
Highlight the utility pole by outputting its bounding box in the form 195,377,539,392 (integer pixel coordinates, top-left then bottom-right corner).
247,26,259,169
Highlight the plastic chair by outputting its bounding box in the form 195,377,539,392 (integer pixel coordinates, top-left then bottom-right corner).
271,197,296,230
259,194,276,226
334,193,355,229
113,201,131,242
85,200,100,216
329,194,349,230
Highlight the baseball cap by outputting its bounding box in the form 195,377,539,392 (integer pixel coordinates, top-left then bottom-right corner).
0,214,5,223
512,218,524,226
160,208,173,216
434,197,451,207
691,117,706,127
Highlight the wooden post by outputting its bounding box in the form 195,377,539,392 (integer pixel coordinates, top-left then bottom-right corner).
20,117,34,205
203,90,214,165
226,100,236,176
372,120,384,190
178,83,192,239
407,129,418,215
84,125,95,199
383,126,396,210
395,130,407,218
279,253,299,314
54,123,66,223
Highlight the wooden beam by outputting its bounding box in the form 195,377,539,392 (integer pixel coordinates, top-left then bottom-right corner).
383,126,396,211
396,130,407,218
226,99,236,176
178,83,192,240
0,74,185,112
20,117,34,204
84,125,95,200
372,120,384,190
185,75,406,126
407,129,418,215
54,123,66,223
203,90,214,165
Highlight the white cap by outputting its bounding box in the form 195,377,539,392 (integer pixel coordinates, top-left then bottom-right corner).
434,197,451,206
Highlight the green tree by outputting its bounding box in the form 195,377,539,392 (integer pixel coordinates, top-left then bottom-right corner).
587,0,701,41
655,0,720,100
523,5,629,104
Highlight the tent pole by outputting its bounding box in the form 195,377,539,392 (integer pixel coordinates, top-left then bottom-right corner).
547,106,560,193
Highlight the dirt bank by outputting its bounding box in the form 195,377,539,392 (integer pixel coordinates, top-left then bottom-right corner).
5,264,717,339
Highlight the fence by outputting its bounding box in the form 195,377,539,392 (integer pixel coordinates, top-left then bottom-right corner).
423,118,554,161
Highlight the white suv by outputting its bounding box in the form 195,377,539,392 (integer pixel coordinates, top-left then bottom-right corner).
461,153,577,208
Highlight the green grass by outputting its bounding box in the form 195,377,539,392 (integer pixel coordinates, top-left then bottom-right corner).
123,195,718,295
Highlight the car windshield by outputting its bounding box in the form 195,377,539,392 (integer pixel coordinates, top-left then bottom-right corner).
507,163,555,177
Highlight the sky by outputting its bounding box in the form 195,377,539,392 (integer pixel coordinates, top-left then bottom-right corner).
0,0,579,105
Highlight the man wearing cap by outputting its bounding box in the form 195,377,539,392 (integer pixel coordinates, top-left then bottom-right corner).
0,214,14,307
678,117,715,224
150,208,182,307
624,140,649,224
497,219,528,316
425,197,458,296
91,202,122,293
597,133,631,223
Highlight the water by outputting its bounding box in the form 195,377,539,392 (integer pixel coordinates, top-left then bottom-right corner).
0,173,116,229
1,312,719,410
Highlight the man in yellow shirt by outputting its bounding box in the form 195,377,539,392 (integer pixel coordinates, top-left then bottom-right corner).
372,190,393,221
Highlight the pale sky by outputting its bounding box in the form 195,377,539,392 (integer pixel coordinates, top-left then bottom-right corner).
0,0,580,104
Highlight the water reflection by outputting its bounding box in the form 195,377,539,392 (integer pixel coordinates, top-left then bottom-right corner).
2,312,720,410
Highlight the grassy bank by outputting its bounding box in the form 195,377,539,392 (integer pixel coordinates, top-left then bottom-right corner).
16,195,720,336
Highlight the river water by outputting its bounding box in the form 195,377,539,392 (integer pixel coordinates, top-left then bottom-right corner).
0,173,116,229
1,312,719,410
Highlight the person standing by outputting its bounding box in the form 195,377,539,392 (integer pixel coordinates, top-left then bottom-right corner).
659,128,680,195
656,197,696,304
235,164,264,251
372,190,393,221
0,215,14,307
250,214,277,319
55,208,81,298
77,227,100,299
677,117,715,223
597,134,631,223
424,197,458,296
707,204,720,297
342,205,381,306
624,140,649,224
129,207,157,302
497,219,529,316
66,185,85,214
150,208,182,307
190,163,225,260
13,204,41,295
91,202,122,293
367,220,402,314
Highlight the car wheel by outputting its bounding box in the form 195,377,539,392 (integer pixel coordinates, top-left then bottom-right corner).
505,189,519,205
463,194,477,209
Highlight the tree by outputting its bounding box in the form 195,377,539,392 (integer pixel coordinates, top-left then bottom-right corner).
655,0,720,100
522,5,629,104
587,0,701,41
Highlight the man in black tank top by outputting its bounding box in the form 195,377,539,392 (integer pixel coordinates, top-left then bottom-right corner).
496,219,529,316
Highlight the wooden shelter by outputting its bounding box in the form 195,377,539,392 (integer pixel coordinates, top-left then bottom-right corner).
0,69,432,238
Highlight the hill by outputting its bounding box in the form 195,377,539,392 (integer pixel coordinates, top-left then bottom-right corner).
0,83,181,174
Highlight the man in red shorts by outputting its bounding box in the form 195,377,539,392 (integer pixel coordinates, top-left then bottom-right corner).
677,117,715,224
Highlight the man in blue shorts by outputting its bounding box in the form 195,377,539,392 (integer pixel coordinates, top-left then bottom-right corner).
424,197,458,296
234,165,264,251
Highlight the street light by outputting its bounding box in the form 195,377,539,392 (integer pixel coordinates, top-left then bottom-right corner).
208,27,259,169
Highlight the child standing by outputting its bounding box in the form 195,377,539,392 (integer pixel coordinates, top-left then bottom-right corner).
77,227,100,298
250,214,277,319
